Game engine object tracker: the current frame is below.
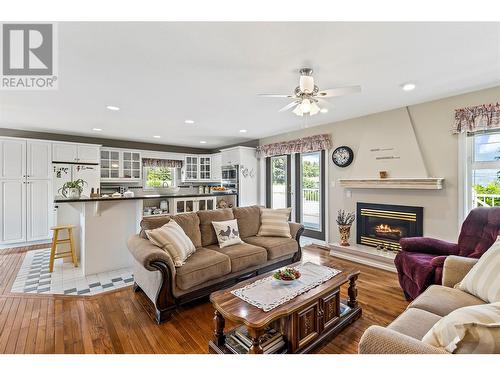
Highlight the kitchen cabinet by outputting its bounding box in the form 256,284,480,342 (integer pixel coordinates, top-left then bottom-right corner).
184,156,199,180
220,147,242,166
199,156,211,180
182,155,219,181
0,137,53,245
211,153,222,181
52,142,100,164
169,196,217,214
100,148,141,182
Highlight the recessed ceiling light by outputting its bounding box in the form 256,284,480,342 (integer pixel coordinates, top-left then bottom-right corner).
402,83,416,91
106,105,120,111
239,129,247,133
92,128,102,132
153,135,161,139
199,140,207,144
319,108,328,113
184,120,195,124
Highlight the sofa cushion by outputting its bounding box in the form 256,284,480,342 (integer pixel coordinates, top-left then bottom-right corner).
175,248,231,290
244,236,298,260
198,208,234,246
409,284,485,317
206,242,267,272
212,219,244,248
422,302,500,353
257,208,292,238
139,212,202,248
388,308,442,340
396,251,437,285
233,206,261,238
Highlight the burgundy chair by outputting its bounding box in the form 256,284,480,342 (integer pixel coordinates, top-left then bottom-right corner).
394,207,500,300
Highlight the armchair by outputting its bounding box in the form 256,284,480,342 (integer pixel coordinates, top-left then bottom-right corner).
394,207,500,300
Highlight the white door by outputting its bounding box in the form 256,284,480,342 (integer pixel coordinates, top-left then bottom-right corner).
0,138,26,179
52,143,78,162
26,180,52,241
77,145,100,163
27,141,52,179
0,179,26,243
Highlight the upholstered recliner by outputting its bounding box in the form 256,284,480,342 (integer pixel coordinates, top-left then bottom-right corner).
394,207,500,300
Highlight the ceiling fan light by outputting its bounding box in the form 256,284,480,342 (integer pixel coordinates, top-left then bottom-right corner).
299,75,314,93
300,99,311,113
293,105,303,116
309,101,320,115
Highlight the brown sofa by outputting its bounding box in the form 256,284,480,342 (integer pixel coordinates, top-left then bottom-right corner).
358,256,486,354
127,206,304,323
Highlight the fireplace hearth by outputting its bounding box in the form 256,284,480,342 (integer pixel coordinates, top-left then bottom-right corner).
356,202,423,251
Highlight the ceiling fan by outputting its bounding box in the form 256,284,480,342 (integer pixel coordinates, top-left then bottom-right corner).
258,68,361,116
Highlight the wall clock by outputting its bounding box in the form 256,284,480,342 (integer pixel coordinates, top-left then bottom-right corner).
332,146,354,167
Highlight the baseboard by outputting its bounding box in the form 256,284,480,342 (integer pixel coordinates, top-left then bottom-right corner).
0,239,51,250
328,242,397,273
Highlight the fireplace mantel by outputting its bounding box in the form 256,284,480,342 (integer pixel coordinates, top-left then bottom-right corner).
338,178,444,190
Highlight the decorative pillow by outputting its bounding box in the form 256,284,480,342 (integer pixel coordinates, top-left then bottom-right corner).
145,220,196,267
421,303,500,353
212,219,243,248
456,240,500,303
257,207,292,238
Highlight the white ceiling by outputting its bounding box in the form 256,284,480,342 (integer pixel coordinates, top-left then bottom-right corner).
1,22,499,149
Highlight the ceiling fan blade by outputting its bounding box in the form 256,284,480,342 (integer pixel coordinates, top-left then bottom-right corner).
278,101,300,112
316,85,361,98
258,93,294,98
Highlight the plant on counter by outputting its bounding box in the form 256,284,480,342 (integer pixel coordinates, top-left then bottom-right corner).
336,209,355,246
58,179,87,199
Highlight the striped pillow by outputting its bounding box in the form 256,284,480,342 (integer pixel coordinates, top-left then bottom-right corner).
456,240,500,303
257,208,292,238
422,303,500,353
145,220,196,267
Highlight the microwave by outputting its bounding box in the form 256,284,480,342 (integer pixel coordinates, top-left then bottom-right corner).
221,166,238,181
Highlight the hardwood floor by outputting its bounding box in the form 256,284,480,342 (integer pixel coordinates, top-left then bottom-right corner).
0,244,408,354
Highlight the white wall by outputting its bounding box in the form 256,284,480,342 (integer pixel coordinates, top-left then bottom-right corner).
259,86,500,243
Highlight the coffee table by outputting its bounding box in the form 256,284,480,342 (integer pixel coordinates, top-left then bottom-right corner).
208,259,361,354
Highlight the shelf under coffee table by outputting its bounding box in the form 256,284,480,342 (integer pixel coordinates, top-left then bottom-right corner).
208,260,362,354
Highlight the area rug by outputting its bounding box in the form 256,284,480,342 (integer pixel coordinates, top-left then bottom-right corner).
10,248,134,296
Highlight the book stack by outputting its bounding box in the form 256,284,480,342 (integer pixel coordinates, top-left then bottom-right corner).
225,326,285,354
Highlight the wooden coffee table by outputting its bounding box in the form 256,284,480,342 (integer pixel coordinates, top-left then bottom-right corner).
208,259,361,354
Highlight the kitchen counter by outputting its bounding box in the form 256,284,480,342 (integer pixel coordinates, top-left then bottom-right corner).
54,191,237,203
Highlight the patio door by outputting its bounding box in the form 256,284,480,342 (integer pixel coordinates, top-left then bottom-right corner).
295,150,326,240
266,155,292,209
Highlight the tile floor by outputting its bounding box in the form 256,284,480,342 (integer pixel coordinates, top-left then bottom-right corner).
11,248,134,296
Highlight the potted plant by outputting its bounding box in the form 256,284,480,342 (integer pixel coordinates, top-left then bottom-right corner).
336,209,355,246
58,179,87,199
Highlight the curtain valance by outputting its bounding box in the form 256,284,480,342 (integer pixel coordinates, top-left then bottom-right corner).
453,103,500,134
256,133,332,158
142,158,183,168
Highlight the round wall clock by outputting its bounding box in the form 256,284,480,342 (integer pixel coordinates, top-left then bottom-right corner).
332,146,354,167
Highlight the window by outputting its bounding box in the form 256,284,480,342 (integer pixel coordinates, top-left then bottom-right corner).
469,131,500,208
143,167,176,189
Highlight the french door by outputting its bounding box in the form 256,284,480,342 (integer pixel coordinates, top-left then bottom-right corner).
266,155,292,209
295,150,326,240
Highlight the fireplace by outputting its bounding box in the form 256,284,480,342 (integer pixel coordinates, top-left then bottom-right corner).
356,202,423,251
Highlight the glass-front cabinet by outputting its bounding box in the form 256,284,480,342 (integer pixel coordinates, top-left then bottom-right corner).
183,155,213,181
100,148,141,181
199,156,211,180
170,197,216,214
185,156,199,180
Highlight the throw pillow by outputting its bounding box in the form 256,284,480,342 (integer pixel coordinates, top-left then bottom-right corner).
145,220,196,267
456,240,500,303
421,302,500,353
212,219,243,248
257,207,292,238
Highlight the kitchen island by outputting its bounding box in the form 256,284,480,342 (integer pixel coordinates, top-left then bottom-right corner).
54,191,238,276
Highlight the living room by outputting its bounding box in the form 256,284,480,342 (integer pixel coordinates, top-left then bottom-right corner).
1,1,499,373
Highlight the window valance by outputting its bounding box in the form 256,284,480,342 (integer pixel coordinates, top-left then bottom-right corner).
453,103,500,134
142,158,183,168
256,134,332,158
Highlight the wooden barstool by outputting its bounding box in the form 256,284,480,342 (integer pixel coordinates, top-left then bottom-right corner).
49,225,78,272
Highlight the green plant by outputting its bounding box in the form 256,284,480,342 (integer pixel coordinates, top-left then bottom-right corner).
336,209,355,226
58,179,87,197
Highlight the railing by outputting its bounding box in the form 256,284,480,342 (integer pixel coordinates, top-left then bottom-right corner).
473,193,500,207
303,188,320,202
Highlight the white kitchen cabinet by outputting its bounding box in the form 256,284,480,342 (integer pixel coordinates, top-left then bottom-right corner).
100,148,142,181
184,156,199,180
0,138,26,179
0,179,26,244
221,147,241,166
27,141,52,179
211,153,222,181
169,196,217,214
199,156,211,180
52,142,100,163
26,179,52,241
182,155,219,181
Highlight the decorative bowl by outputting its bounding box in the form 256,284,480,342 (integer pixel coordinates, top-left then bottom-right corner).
273,267,301,284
